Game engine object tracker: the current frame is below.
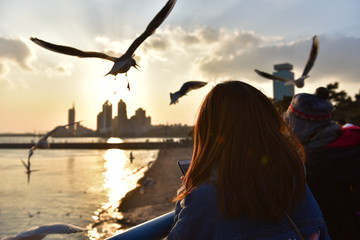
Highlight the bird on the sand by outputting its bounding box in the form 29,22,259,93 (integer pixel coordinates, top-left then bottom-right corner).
254,35,319,88
1,223,87,240
170,81,207,105
129,151,135,164
30,0,177,90
23,121,81,173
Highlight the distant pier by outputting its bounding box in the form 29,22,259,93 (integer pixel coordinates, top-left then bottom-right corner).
0,141,193,150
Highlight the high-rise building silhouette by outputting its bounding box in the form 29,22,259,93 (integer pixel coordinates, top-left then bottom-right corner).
273,63,294,100
97,100,113,135
93,99,192,137
118,99,128,120
134,108,151,130
96,99,153,137
117,99,128,136
103,100,112,134
68,103,75,131
97,112,104,133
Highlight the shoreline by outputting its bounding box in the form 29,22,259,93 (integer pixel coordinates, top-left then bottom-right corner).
93,147,193,238
0,141,193,149
119,147,193,223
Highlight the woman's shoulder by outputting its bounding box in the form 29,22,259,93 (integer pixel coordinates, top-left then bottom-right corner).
174,183,218,222
178,183,218,210
192,182,217,194
185,183,217,202
294,185,324,217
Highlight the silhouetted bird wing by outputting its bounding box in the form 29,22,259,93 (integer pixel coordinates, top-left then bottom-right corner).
124,0,177,57
254,69,291,82
30,37,117,62
35,121,82,147
28,149,33,161
10,223,87,239
170,81,207,105
301,35,319,77
179,81,207,95
20,159,28,169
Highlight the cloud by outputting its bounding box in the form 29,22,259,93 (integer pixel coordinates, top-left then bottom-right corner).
151,27,360,86
36,61,74,77
54,62,73,75
0,61,9,76
0,62,12,87
0,37,32,71
135,26,360,92
315,36,360,83
171,26,220,45
137,26,218,54
197,26,220,43
31,26,359,90
142,35,170,52
200,34,360,86
0,37,32,88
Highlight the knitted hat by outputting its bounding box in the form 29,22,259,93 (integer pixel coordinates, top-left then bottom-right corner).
284,87,339,148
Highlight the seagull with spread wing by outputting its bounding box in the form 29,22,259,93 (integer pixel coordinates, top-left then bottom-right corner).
30,0,177,90
254,35,319,88
1,223,87,240
170,81,208,105
22,121,81,174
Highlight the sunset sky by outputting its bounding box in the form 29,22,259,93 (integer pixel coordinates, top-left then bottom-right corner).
0,0,359,133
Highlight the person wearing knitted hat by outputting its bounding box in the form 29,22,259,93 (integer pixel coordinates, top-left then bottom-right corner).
284,87,341,150
285,87,360,240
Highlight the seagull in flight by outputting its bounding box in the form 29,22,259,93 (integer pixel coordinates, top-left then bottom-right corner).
170,81,207,105
1,223,87,240
254,35,319,88
30,0,177,90
23,121,81,173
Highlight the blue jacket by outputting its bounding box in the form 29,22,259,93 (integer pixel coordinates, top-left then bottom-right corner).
167,184,330,240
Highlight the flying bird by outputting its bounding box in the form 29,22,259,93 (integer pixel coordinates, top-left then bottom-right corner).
30,0,177,90
1,223,87,240
254,35,319,88
23,121,81,173
170,81,207,105
20,158,36,183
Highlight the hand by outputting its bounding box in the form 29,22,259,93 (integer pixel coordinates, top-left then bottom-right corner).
180,176,185,183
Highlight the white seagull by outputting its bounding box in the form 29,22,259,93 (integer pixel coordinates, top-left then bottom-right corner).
170,81,207,105
23,121,81,173
1,223,87,240
254,35,319,88
30,0,177,90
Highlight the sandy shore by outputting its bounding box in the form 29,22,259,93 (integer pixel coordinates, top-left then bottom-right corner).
117,147,193,227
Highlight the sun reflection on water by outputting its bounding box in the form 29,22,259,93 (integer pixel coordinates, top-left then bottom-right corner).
106,137,123,143
103,149,134,205
88,146,158,239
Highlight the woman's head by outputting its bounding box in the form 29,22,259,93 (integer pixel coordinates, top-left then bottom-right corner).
176,80,305,220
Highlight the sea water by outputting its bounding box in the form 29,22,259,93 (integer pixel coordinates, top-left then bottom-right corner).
0,136,163,239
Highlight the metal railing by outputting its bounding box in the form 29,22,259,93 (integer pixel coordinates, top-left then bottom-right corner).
106,211,174,240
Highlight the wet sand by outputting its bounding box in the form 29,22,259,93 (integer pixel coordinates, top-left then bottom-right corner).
118,147,193,226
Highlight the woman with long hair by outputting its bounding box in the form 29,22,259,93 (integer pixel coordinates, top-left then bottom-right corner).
167,81,329,240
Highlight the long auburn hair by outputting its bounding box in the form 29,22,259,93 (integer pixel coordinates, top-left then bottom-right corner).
175,81,306,221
